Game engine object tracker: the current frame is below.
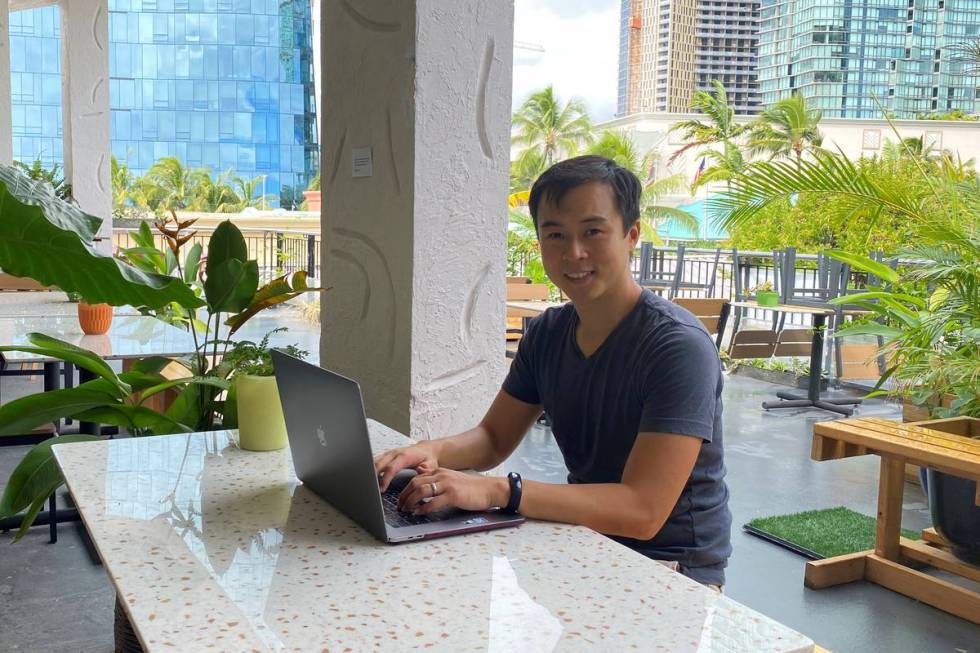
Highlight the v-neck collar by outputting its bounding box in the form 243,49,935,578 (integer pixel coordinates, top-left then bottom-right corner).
568,290,649,361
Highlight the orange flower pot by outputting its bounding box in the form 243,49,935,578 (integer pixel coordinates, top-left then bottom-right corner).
77,302,113,335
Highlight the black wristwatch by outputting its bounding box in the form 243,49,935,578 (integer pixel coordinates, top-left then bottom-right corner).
504,472,523,514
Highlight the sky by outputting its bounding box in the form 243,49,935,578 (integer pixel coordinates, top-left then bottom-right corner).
512,0,621,124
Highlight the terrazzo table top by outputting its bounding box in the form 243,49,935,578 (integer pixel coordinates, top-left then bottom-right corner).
53,421,815,653
0,314,196,362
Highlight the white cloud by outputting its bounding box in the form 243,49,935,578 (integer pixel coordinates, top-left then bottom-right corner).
512,0,620,123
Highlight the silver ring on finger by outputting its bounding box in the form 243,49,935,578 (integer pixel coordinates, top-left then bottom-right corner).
429,481,438,497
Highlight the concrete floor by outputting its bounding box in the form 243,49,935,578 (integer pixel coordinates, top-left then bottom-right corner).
1,308,978,651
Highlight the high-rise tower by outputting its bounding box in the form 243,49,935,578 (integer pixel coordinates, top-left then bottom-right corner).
758,0,980,118
617,0,760,116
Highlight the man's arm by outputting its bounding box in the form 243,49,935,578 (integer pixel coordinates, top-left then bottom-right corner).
431,390,543,471
374,390,540,491
517,432,701,540
411,430,701,541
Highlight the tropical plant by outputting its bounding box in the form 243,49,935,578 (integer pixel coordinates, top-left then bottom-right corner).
587,130,698,242
828,233,980,418
509,148,548,196
692,141,748,191
110,155,135,214
0,175,329,538
511,86,593,166
307,171,321,191
184,168,238,213
143,156,197,209
713,114,979,418
747,93,823,165
13,157,73,202
230,174,273,211
222,328,308,377
668,80,748,164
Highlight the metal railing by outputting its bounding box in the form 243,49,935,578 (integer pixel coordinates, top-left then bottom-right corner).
113,227,321,282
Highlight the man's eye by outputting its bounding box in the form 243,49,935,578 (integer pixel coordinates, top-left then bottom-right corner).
586,229,603,237
546,232,563,240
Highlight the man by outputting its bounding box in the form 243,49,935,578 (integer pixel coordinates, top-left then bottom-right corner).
374,155,731,587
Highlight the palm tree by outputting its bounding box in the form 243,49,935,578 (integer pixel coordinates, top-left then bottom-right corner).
110,155,134,211
668,80,747,164
509,148,548,197
587,130,698,241
691,141,748,191
748,94,823,166
511,86,593,166
144,157,196,209
230,174,274,211
186,169,238,212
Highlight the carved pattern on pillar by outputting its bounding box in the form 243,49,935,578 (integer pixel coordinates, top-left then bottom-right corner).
339,0,401,32
385,104,401,195
476,37,496,160
461,262,491,343
330,248,371,320
328,127,347,186
331,226,397,362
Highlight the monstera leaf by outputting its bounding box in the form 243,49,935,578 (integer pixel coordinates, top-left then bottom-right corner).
0,165,202,309
225,270,329,335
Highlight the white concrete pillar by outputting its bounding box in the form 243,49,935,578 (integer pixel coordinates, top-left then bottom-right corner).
59,0,110,245
0,0,12,165
321,1,514,439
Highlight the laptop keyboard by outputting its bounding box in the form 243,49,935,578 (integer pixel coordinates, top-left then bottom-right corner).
381,489,434,528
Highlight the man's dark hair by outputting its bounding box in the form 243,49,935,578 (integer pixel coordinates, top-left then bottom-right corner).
528,155,642,233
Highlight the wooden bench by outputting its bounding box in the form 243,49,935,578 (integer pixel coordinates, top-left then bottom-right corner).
505,283,551,357
0,273,57,292
807,416,980,624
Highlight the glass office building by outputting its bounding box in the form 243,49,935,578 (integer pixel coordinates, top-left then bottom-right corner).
9,0,318,205
759,0,980,118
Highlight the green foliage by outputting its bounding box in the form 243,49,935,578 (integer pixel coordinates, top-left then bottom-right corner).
111,155,278,214
0,165,203,309
916,109,978,121
668,80,748,165
221,328,308,377
512,85,593,167
0,208,329,537
747,93,823,163
13,158,73,202
307,171,321,191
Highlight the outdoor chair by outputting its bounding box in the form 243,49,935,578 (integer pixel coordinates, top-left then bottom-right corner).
728,248,781,350
672,297,730,349
505,282,550,358
638,242,684,298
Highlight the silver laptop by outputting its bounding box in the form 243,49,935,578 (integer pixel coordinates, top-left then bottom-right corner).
271,350,524,543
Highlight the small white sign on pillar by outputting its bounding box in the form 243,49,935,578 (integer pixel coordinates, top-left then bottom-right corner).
352,147,373,178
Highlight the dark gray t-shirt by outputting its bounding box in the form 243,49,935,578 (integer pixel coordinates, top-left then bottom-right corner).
502,289,732,586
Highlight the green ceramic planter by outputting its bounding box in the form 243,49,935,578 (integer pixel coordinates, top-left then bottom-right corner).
756,291,780,307
235,374,288,451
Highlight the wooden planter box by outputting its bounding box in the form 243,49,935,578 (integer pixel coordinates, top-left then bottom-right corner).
902,395,957,484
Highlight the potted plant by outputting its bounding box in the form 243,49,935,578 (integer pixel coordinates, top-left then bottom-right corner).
222,329,308,451
751,280,779,306
76,301,114,334
302,171,321,212
0,170,329,538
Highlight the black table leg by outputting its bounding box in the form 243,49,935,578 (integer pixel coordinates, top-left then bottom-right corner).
48,493,57,543
762,314,862,416
77,368,100,435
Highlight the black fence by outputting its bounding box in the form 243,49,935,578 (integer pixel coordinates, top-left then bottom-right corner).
113,228,321,282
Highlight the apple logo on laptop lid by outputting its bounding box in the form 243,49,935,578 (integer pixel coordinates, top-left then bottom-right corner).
316,425,327,447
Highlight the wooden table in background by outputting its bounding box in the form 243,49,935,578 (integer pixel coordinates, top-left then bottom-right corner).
807,416,980,625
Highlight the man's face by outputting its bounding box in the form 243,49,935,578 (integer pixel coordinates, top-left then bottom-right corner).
536,181,640,305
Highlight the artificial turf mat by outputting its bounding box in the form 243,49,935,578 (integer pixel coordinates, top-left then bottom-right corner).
744,506,922,560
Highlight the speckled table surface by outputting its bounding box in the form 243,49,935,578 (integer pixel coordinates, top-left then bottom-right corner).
53,422,815,653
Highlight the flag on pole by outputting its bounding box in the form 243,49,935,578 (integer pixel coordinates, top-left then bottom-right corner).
692,157,706,184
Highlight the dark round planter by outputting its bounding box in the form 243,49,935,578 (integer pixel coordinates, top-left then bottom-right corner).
926,469,980,565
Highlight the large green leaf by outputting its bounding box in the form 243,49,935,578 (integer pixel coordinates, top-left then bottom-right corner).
825,250,900,284
833,323,904,339
0,387,121,435
205,220,248,277
183,242,203,284
225,270,329,335
72,405,192,435
0,166,203,309
139,375,231,402
23,333,125,389
204,258,259,313
0,434,101,541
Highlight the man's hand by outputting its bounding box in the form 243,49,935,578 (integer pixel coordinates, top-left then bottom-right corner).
373,442,440,492
397,469,509,515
